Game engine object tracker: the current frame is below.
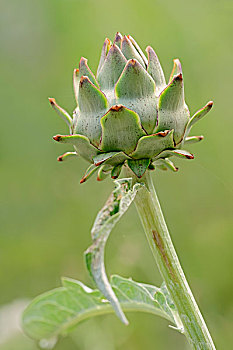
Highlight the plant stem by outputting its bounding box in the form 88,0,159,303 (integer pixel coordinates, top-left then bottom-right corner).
132,170,216,349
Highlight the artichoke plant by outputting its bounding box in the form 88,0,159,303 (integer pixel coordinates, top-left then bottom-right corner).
22,33,216,350
50,32,213,182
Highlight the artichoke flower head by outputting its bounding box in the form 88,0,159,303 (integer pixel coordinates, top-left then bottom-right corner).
50,33,213,182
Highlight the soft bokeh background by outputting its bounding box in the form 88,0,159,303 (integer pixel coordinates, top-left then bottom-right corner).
1,0,233,349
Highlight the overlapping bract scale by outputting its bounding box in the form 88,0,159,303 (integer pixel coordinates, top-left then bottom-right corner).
100,105,146,154
156,74,190,145
121,35,146,68
97,44,127,104
50,32,213,182
77,76,108,146
115,59,157,134
146,46,166,95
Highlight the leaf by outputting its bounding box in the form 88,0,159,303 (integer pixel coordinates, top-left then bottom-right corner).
128,35,148,67
127,158,150,178
53,134,101,163
121,35,146,68
48,98,72,129
155,158,178,172
146,46,166,94
93,151,129,167
100,105,146,154
77,76,109,146
97,38,112,76
80,164,99,184
155,149,194,160
84,178,142,324
97,164,112,181
57,152,78,162
115,59,157,134
169,59,182,83
182,101,213,144
79,57,99,88
184,135,204,144
111,163,123,179
188,101,213,129
73,69,79,104
156,74,190,144
169,149,194,159
130,130,175,159
22,275,181,343
97,44,127,103
113,32,123,48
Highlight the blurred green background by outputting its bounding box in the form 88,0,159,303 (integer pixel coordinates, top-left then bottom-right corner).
1,0,233,349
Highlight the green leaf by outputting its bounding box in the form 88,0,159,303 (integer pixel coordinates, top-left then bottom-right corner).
111,163,123,179
128,35,148,67
115,59,155,99
169,59,182,83
113,32,123,48
48,98,72,128
22,275,180,343
84,178,142,325
97,44,127,103
155,149,194,160
155,158,178,172
156,74,190,144
100,105,146,154
53,134,101,163
93,151,120,165
93,151,129,166
184,135,204,144
170,149,194,159
72,107,79,133
57,152,78,162
146,46,166,94
121,35,146,68
96,164,112,181
77,76,109,146
79,57,99,87
73,69,80,104
127,158,150,178
80,164,99,184
97,38,112,76
130,130,175,159
183,101,213,145
188,101,213,129
115,59,157,134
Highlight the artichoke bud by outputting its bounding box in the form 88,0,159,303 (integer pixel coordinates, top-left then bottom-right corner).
50,33,213,182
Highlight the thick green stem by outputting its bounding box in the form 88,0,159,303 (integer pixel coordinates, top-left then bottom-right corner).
133,171,215,350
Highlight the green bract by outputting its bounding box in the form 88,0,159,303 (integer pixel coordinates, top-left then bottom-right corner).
50,32,213,182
